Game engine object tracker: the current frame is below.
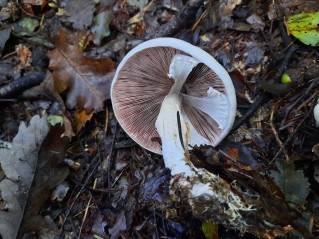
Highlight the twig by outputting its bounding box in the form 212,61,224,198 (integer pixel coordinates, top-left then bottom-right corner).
279,20,293,46
77,193,92,239
77,179,96,239
68,177,123,193
274,44,299,80
107,121,118,193
270,101,290,162
230,92,269,134
269,88,319,167
0,71,45,98
282,76,319,124
60,157,100,237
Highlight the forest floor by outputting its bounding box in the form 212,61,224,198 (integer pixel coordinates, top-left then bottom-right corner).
0,0,319,238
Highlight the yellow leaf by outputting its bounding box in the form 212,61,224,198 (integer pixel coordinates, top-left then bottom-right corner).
286,12,319,46
202,220,219,239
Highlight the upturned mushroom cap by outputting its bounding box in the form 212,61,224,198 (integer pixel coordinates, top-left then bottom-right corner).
111,38,236,154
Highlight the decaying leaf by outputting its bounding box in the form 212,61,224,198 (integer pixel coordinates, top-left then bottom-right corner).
22,71,75,138
0,29,11,56
15,44,32,67
48,28,115,113
13,17,39,36
18,124,70,237
109,212,127,239
127,0,148,10
63,0,96,30
286,12,319,46
202,220,219,239
91,214,107,238
0,115,49,239
51,181,69,202
91,10,113,45
270,158,310,206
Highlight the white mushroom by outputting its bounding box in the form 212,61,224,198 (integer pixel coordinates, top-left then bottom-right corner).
111,38,253,229
314,100,319,127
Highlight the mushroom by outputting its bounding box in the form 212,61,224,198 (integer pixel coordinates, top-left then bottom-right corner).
314,100,319,127
111,38,253,229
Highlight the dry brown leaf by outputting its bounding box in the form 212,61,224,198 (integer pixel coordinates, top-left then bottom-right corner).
48,27,115,113
15,44,32,67
75,109,94,132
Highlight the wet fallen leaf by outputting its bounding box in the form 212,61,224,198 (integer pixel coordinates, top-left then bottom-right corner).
91,10,113,45
286,12,319,46
260,79,294,95
221,141,262,171
18,124,70,237
0,29,10,56
0,115,49,239
109,212,126,239
13,17,39,36
22,71,75,138
48,27,114,125
63,0,96,30
270,158,310,206
127,0,148,10
92,214,107,238
136,166,170,205
51,181,69,202
48,28,114,111
246,14,265,30
0,2,19,21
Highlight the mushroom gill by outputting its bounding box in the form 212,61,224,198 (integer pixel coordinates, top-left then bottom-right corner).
112,47,182,154
112,45,230,154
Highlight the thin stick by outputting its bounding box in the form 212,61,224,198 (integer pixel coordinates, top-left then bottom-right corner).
77,179,96,239
270,101,290,162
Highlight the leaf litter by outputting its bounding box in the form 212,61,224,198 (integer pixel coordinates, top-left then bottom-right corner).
1,0,319,238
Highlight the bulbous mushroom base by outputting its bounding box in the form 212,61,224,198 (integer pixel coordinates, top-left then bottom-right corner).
166,155,297,238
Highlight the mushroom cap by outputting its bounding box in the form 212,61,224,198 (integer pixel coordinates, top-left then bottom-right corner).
111,38,236,154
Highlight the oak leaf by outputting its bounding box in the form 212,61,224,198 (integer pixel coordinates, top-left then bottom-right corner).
48,28,115,113
0,115,49,239
63,0,95,30
18,124,70,237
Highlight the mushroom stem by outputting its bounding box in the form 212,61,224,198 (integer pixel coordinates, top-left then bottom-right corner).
155,52,255,230
155,95,255,229
168,54,200,94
